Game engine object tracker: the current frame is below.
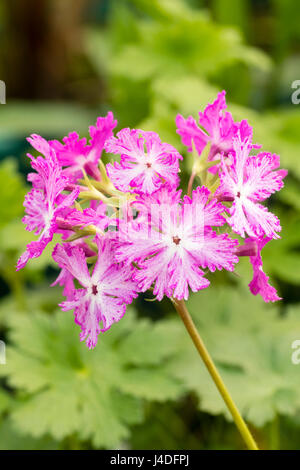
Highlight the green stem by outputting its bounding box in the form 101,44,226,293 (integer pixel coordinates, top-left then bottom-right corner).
172,298,259,450
187,170,196,198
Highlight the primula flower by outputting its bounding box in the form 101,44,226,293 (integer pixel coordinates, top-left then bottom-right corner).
176,91,258,172
50,112,117,182
52,236,138,349
115,186,238,300
218,135,287,239
176,91,236,156
105,128,182,195
17,135,79,270
244,237,281,302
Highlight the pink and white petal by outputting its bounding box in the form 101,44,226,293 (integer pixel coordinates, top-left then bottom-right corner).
71,295,102,349
99,297,126,333
184,186,226,229
106,161,141,193
23,189,48,234
105,128,145,161
244,153,287,201
133,249,173,301
189,231,239,272
242,200,281,239
169,251,210,300
228,199,252,238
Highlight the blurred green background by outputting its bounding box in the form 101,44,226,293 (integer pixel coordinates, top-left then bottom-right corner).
0,0,300,450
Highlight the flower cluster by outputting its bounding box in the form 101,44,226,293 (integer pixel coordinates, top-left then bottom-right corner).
17,93,287,348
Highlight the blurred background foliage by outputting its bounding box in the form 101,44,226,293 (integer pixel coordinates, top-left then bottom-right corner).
0,0,300,450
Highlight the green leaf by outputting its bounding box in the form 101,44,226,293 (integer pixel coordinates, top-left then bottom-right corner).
118,318,181,366
0,308,184,447
0,419,58,450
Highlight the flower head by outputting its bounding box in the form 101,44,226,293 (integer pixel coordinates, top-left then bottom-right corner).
105,128,182,195
52,236,138,348
16,91,287,348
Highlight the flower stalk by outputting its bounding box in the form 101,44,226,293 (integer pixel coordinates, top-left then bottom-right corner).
187,170,196,198
172,298,259,451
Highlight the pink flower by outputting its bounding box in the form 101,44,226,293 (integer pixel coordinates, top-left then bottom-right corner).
116,187,238,300
17,135,79,270
176,91,259,172
52,236,138,349
176,90,237,155
105,128,182,195
218,135,287,238
244,237,281,302
50,112,117,182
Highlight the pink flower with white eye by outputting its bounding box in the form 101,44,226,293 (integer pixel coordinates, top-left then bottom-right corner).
105,128,182,195
243,237,281,302
17,135,79,271
49,112,117,182
115,186,238,301
218,135,287,239
52,236,138,349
